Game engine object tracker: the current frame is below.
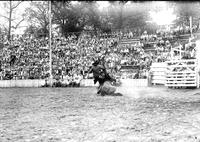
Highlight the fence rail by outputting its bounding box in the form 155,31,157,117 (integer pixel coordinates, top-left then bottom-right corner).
0,79,149,88
150,62,166,85
165,59,199,88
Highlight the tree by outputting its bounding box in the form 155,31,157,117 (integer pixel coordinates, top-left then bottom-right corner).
25,1,49,38
23,25,40,37
107,1,127,30
173,2,200,27
107,1,150,33
0,1,25,41
81,1,102,34
52,1,84,37
52,1,103,37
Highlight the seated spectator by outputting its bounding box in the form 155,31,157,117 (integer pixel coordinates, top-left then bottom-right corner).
73,73,83,87
62,73,70,87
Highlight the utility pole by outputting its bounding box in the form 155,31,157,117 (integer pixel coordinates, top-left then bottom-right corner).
49,0,53,87
190,16,193,38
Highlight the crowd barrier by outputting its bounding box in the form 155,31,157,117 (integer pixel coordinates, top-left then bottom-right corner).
0,80,46,88
80,79,99,87
120,79,148,87
0,79,148,88
80,79,148,87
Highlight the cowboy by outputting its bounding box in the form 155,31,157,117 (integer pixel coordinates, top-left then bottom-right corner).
89,59,117,96
89,60,103,85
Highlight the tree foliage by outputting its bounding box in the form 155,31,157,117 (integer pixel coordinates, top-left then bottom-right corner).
52,1,84,37
5,1,200,38
107,1,151,32
0,1,25,40
24,1,49,37
173,2,200,26
52,1,104,37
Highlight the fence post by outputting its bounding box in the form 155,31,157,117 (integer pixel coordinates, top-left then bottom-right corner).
197,60,200,88
49,0,53,87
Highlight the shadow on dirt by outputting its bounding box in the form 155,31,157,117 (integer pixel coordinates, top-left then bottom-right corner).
101,93,123,96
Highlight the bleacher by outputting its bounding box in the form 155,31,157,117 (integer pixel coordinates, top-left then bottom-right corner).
119,37,157,53
119,38,140,45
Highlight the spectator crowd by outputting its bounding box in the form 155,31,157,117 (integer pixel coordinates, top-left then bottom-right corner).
0,26,198,86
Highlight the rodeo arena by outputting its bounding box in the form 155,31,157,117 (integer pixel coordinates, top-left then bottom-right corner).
2,1,200,142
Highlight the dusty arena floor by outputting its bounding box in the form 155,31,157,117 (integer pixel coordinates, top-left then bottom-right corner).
1,87,200,142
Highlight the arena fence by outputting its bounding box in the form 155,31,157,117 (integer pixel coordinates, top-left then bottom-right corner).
165,59,200,88
0,80,46,88
150,62,167,85
80,79,148,87
120,79,148,87
80,79,99,87
0,79,149,88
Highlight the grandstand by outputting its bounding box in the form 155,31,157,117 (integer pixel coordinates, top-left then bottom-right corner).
0,24,200,88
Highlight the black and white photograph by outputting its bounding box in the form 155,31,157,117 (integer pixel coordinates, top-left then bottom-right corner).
1,0,200,141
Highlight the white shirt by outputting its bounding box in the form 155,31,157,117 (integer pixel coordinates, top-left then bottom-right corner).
74,74,83,84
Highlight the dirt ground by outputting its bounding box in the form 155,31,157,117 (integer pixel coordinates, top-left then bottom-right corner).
1,87,200,142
